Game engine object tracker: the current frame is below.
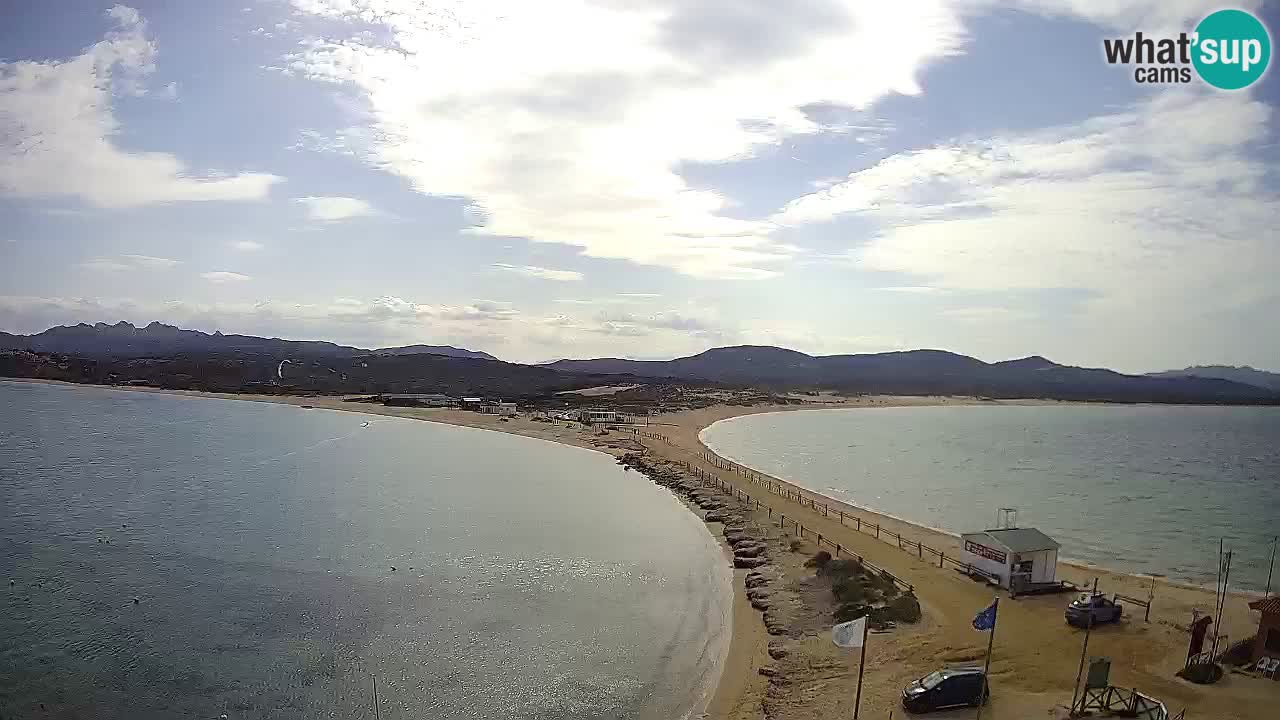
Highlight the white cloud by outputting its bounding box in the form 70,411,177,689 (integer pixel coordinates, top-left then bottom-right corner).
492,263,583,282
283,0,976,278
80,254,181,272
119,254,181,269
876,286,942,294
230,240,264,251
617,293,661,299
200,271,252,283
293,195,376,221
776,91,1279,331
0,293,741,362
1014,0,1260,32
80,259,132,273
0,7,282,208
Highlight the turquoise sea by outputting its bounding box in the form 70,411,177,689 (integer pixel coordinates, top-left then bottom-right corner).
702,404,1280,592
1,381,730,719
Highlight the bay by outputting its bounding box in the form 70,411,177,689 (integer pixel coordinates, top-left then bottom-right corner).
1,381,730,719
702,404,1280,591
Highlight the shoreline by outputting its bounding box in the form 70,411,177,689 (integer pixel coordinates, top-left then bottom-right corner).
696,407,1270,600
6,378,1274,718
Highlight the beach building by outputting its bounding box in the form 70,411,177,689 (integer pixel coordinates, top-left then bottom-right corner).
1247,596,1280,664
960,526,1060,592
577,408,620,424
382,393,458,407
480,401,518,416
460,397,484,410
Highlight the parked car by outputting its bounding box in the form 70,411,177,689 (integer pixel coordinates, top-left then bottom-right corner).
1065,592,1123,627
901,667,988,713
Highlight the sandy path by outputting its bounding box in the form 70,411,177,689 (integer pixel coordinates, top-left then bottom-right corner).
645,402,1271,719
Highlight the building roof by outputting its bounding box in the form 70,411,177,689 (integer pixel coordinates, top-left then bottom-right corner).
1249,597,1280,614
975,527,1060,552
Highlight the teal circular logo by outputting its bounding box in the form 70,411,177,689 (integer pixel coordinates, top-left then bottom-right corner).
1193,9,1271,90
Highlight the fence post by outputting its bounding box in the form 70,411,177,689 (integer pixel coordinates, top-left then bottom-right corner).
876,524,880,539
856,517,862,531
835,544,841,557
918,542,923,559
940,551,945,568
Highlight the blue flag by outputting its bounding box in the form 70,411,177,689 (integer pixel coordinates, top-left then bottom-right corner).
973,600,998,631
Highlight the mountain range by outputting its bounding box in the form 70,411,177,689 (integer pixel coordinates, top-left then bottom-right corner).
0,322,494,361
3,323,1278,404
1146,365,1280,392
545,346,1279,403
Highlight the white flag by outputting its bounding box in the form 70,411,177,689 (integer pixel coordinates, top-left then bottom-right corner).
831,616,867,648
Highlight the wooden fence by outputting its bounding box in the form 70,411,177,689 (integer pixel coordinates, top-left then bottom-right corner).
689,450,1003,583
680,459,916,594
619,428,999,587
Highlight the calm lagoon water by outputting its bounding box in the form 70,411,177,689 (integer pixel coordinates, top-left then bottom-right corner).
1,381,730,719
702,404,1280,591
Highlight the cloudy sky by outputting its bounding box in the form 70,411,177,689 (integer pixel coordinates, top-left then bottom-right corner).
2,1,1277,371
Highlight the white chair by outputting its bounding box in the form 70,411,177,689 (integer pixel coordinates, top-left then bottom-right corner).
1256,657,1280,679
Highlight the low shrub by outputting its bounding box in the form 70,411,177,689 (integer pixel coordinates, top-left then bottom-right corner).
884,593,922,623
805,550,832,569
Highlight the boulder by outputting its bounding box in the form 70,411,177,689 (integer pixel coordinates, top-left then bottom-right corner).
734,544,767,559
734,556,769,569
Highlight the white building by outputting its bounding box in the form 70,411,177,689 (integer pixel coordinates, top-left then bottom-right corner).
480,402,517,416
959,527,1060,592
577,408,620,423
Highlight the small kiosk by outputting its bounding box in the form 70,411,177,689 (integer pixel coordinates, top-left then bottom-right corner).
960,519,1061,594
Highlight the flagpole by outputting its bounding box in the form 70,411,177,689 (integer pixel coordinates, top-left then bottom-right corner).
976,597,998,720
1070,578,1098,715
853,617,869,719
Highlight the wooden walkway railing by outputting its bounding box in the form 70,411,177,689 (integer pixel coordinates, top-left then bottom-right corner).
689,449,1001,583
615,426,999,587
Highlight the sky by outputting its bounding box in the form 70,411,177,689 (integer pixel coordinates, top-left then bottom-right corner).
1,1,1278,371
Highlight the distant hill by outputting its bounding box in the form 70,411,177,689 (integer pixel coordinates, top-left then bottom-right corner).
375,344,498,361
545,346,1279,404
0,322,493,362
4,325,1277,405
1147,365,1280,392
0,347,646,398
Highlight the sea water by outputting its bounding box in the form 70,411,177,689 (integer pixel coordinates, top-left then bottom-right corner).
702,404,1280,591
1,381,730,719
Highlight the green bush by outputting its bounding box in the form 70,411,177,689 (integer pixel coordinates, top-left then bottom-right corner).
834,602,874,623
805,550,832,569
822,558,864,578
884,593,922,623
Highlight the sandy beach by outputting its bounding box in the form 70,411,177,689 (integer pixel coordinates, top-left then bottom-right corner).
9,379,1272,719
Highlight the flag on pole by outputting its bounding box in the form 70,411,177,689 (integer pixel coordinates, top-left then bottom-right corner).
973,600,998,631
832,617,867,648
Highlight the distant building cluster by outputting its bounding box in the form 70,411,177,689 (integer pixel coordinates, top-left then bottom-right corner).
379,394,516,415
376,394,646,425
